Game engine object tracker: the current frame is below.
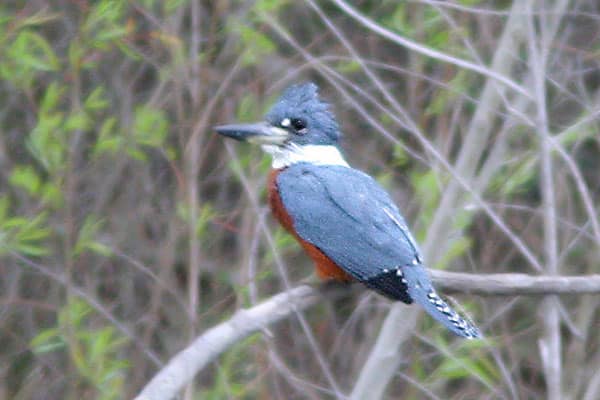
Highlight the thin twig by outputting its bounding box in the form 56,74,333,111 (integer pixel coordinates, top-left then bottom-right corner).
328,0,531,98
527,1,569,398
431,270,600,295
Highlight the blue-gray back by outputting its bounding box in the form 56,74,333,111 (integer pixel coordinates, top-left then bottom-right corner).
276,163,421,281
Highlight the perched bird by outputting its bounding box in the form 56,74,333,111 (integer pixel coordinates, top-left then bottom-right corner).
215,83,481,339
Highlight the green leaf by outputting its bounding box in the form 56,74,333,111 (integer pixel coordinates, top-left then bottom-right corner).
0,197,9,221
89,326,116,363
132,105,169,147
1,212,50,256
83,0,129,54
59,299,92,328
29,298,129,397
84,86,109,111
1,216,29,229
93,117,122,156
195,203,216,238
9,165,42,196
14,218,50,241
335,60,361,74
392,144,409,167
26,111,66,173
164,0,188,14
41,182,64,208
64,110,91,132
40,82,65,114
74,215,110,257
436,354,496,387
86,241,112,257
12,30,60,71
30,328,63,354
17,10,61,28
14,242,48,256
0,28,61,87
255,0,289,13
126,147,148,161
95,26,128,43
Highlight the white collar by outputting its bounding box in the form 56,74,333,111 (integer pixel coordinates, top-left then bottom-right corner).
261,144,349,169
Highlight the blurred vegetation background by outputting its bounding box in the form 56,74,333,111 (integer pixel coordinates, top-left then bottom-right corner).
1,1,599,399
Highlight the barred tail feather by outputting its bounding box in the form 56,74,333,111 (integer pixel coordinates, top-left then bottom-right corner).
418,288,481,339
402,266,482,339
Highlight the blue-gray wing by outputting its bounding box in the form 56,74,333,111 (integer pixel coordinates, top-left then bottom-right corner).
277,163,422,300
276,163,482,339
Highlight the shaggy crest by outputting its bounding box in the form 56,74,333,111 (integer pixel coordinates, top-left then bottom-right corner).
265,82,341,145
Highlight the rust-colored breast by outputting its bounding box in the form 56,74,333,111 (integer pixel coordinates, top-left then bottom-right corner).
267,169,352,282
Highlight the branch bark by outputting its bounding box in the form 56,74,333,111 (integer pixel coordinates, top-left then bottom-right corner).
432,270,600,295
135,271,600,400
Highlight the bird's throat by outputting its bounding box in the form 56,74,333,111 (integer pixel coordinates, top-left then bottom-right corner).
262,144,349,169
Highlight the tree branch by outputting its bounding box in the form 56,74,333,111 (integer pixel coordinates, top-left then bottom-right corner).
134,271,600,400
431,270,600,295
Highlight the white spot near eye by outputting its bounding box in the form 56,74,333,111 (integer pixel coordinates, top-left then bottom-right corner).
281,118,291,127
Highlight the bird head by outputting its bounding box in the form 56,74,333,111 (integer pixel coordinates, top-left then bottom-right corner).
215,82,340,147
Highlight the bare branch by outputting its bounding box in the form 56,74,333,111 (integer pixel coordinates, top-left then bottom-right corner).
349,307,418,400
431,270,600,295
135,271,600,400
134,283,348,400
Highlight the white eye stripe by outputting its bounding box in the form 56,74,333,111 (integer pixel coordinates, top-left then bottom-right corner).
281,118,291,127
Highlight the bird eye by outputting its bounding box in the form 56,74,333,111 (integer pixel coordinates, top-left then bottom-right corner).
291,118,307,133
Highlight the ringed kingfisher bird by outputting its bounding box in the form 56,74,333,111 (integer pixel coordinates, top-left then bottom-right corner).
215,83,481,339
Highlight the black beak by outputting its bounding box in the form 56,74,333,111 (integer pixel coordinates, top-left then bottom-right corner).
214,122,289,145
